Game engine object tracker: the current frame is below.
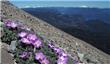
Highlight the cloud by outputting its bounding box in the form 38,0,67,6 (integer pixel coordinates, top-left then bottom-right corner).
24,5,31,8
10,0,108,1
21,5,43,8
80,5,89,8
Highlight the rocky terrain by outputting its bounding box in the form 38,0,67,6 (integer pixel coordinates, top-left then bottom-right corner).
1,1,110,64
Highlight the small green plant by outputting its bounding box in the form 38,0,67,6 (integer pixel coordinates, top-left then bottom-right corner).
41,41,57,64
1,27,17,44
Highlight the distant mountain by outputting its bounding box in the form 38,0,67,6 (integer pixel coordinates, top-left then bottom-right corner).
60,19,110,54
23,7,110,24
22,7,110,54
86,19,110,33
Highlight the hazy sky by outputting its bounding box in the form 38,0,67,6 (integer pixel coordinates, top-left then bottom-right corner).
9,0,110,8
10,0,109,1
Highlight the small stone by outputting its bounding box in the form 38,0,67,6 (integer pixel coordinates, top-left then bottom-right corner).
78,53,84,61
9,40,17,53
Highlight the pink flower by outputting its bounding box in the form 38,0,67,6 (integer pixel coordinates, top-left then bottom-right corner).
53,47,63,54
58,56,68,61
57,60,67,64
48,42,55,48
19,52,29,59
11,22,17,28
27,34,37,41
32,39,42,48
21,38,31,44
57,51,68,64
4,20,12,27
41,58,49,64
35,52,46,61
57,56,68,64
4,19,18,28
18,32,27,38
61,52,68,57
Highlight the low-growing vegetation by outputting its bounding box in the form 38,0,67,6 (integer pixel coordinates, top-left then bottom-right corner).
1,19,74,64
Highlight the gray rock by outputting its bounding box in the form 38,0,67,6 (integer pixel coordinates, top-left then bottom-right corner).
78,52,84,61
1,43,14,64
83,54,100,64
9,40,17,53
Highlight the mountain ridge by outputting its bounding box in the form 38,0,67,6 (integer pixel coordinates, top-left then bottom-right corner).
23,7,110,24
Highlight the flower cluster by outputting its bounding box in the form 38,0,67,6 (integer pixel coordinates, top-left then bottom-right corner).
18,32,42,48
48,42,68,64
4,19,31,31
4,19,42,48
35,52,49,64
4,19,18,28
3,19,50,64
3,19,77,64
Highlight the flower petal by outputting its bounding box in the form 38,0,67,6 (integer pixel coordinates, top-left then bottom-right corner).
27,34,37,41
35,52,45,61
33,39,42,48
21,38,31,44
18,32,27,38
41,58,49,64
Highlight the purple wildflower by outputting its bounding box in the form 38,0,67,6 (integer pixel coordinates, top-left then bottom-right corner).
4,19,12,27
48,42,55,48
27,34,37,41
58,55,68,61
20,38,31,44
47,41,69,64
19,52,29,59
35,52,46,61
4,19,17,28
57,60,67,64
11,22,17,28
41,58,49,64
32,39,42,48
53,47,63,54
18,32,27,38
61,52,68,57
56,51,68,64
57,56,68,64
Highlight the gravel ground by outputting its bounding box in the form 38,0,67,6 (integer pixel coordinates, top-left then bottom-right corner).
1,1,110,64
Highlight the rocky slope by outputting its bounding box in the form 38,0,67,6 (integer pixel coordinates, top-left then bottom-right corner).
23,8,110,54
1,1,110,64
